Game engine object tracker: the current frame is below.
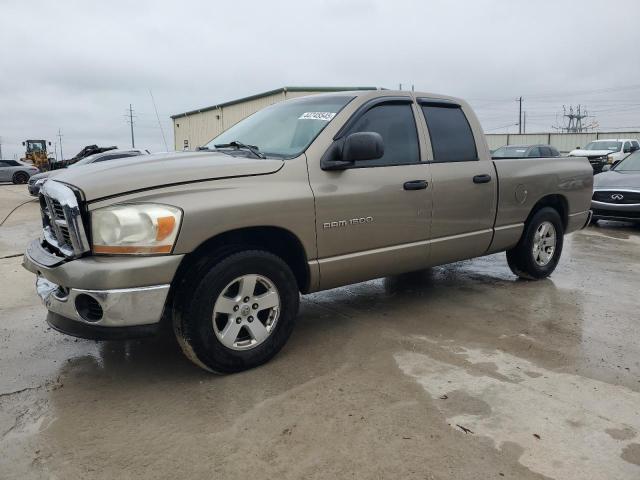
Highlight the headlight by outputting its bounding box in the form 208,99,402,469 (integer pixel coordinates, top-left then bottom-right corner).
35,179,46,186
607,155,615,164
91,203,182,255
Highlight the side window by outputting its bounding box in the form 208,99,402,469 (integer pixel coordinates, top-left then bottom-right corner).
623,141,631,153
539,146,551,157
527,147,542,157
0,161,8,167
632,141,639,149
346,103,420,166
94,154,136,163
421,104,477,162
551,147,560,156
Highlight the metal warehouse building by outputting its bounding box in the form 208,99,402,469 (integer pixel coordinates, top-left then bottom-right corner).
171,86,378,150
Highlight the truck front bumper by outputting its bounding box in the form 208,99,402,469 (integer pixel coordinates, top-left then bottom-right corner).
23,239,183,340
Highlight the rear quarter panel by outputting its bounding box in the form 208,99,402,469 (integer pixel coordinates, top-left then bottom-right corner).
488,156,592,253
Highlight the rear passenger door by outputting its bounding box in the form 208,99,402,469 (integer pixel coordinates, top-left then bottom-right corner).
417,99,497,265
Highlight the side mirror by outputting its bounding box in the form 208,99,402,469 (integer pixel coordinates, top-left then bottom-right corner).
321,132,384,170
602,165,611,172
342,132,384,162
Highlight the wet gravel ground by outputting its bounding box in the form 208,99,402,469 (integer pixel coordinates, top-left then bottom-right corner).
1,184,639,479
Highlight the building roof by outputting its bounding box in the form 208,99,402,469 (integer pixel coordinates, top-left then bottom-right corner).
170,86,379,119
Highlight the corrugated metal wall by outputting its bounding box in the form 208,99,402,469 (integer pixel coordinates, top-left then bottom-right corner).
486,132,640,153
173,90,337,150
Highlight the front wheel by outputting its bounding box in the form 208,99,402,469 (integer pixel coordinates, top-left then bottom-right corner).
173,250,299,373
506,207,564,280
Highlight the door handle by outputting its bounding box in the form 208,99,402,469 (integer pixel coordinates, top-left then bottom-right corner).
403,180,428,190
473,174,492,184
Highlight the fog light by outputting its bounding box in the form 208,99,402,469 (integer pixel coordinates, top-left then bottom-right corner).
75,294,103,322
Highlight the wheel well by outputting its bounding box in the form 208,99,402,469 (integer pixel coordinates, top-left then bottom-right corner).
13,171,28,178
527,194,568,230
173,226,311,294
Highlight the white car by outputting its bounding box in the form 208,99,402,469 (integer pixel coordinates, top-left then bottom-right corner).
28,149,149,196
0,159,39,184
569,139,639,173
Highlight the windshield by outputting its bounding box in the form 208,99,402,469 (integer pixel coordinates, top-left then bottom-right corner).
203,95,354,158
71,153,102,167
26,141,45,153
614,150,640,171
492,146,528,158
584,141,621,151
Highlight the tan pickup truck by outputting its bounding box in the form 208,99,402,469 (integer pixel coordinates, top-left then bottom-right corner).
23,90,593,373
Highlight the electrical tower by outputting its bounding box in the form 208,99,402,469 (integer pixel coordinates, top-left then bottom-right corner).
554,105,598,133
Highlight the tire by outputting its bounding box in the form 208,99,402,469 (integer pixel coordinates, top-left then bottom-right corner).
12,171,29,184
173,249,299,373
506,207,564,280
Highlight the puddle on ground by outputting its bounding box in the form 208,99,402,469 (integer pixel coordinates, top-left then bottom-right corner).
394,339,640,480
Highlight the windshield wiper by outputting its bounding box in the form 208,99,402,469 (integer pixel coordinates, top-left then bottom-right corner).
213,141,266,159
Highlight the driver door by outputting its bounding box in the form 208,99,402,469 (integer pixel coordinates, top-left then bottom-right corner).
307,98,432,290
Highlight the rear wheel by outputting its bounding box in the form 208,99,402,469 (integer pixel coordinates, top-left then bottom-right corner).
506,207,564,280
173,250,299,373
12,171,29,184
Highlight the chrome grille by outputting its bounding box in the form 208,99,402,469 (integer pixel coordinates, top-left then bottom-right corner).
593,190,640,205
39,181,90,259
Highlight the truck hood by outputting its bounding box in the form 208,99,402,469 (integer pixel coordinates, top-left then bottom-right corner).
594,170,640,189
52,151,284,201
569,149,615,158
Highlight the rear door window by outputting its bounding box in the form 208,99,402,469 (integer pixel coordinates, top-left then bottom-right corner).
420,103,477,162
528,147,542,157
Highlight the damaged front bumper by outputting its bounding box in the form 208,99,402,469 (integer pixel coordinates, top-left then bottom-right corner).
23,239,182,340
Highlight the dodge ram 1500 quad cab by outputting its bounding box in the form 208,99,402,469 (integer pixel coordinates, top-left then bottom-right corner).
23,90,593,373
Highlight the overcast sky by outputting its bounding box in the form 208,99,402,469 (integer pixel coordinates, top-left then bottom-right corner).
2,0,640,160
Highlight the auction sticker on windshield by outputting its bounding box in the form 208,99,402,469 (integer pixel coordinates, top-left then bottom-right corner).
299,112,336,121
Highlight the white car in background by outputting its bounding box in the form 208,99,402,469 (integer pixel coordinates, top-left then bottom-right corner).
569,139,639,173
28,149,149,196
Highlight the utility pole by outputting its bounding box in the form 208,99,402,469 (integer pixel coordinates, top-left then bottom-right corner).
127,104,136,148
0,136,3,160
523,111,526,134
57,129,64,160
517,96,523,134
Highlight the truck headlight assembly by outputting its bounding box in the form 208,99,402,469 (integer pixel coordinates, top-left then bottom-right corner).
91,204,182,254
607,155,614,164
